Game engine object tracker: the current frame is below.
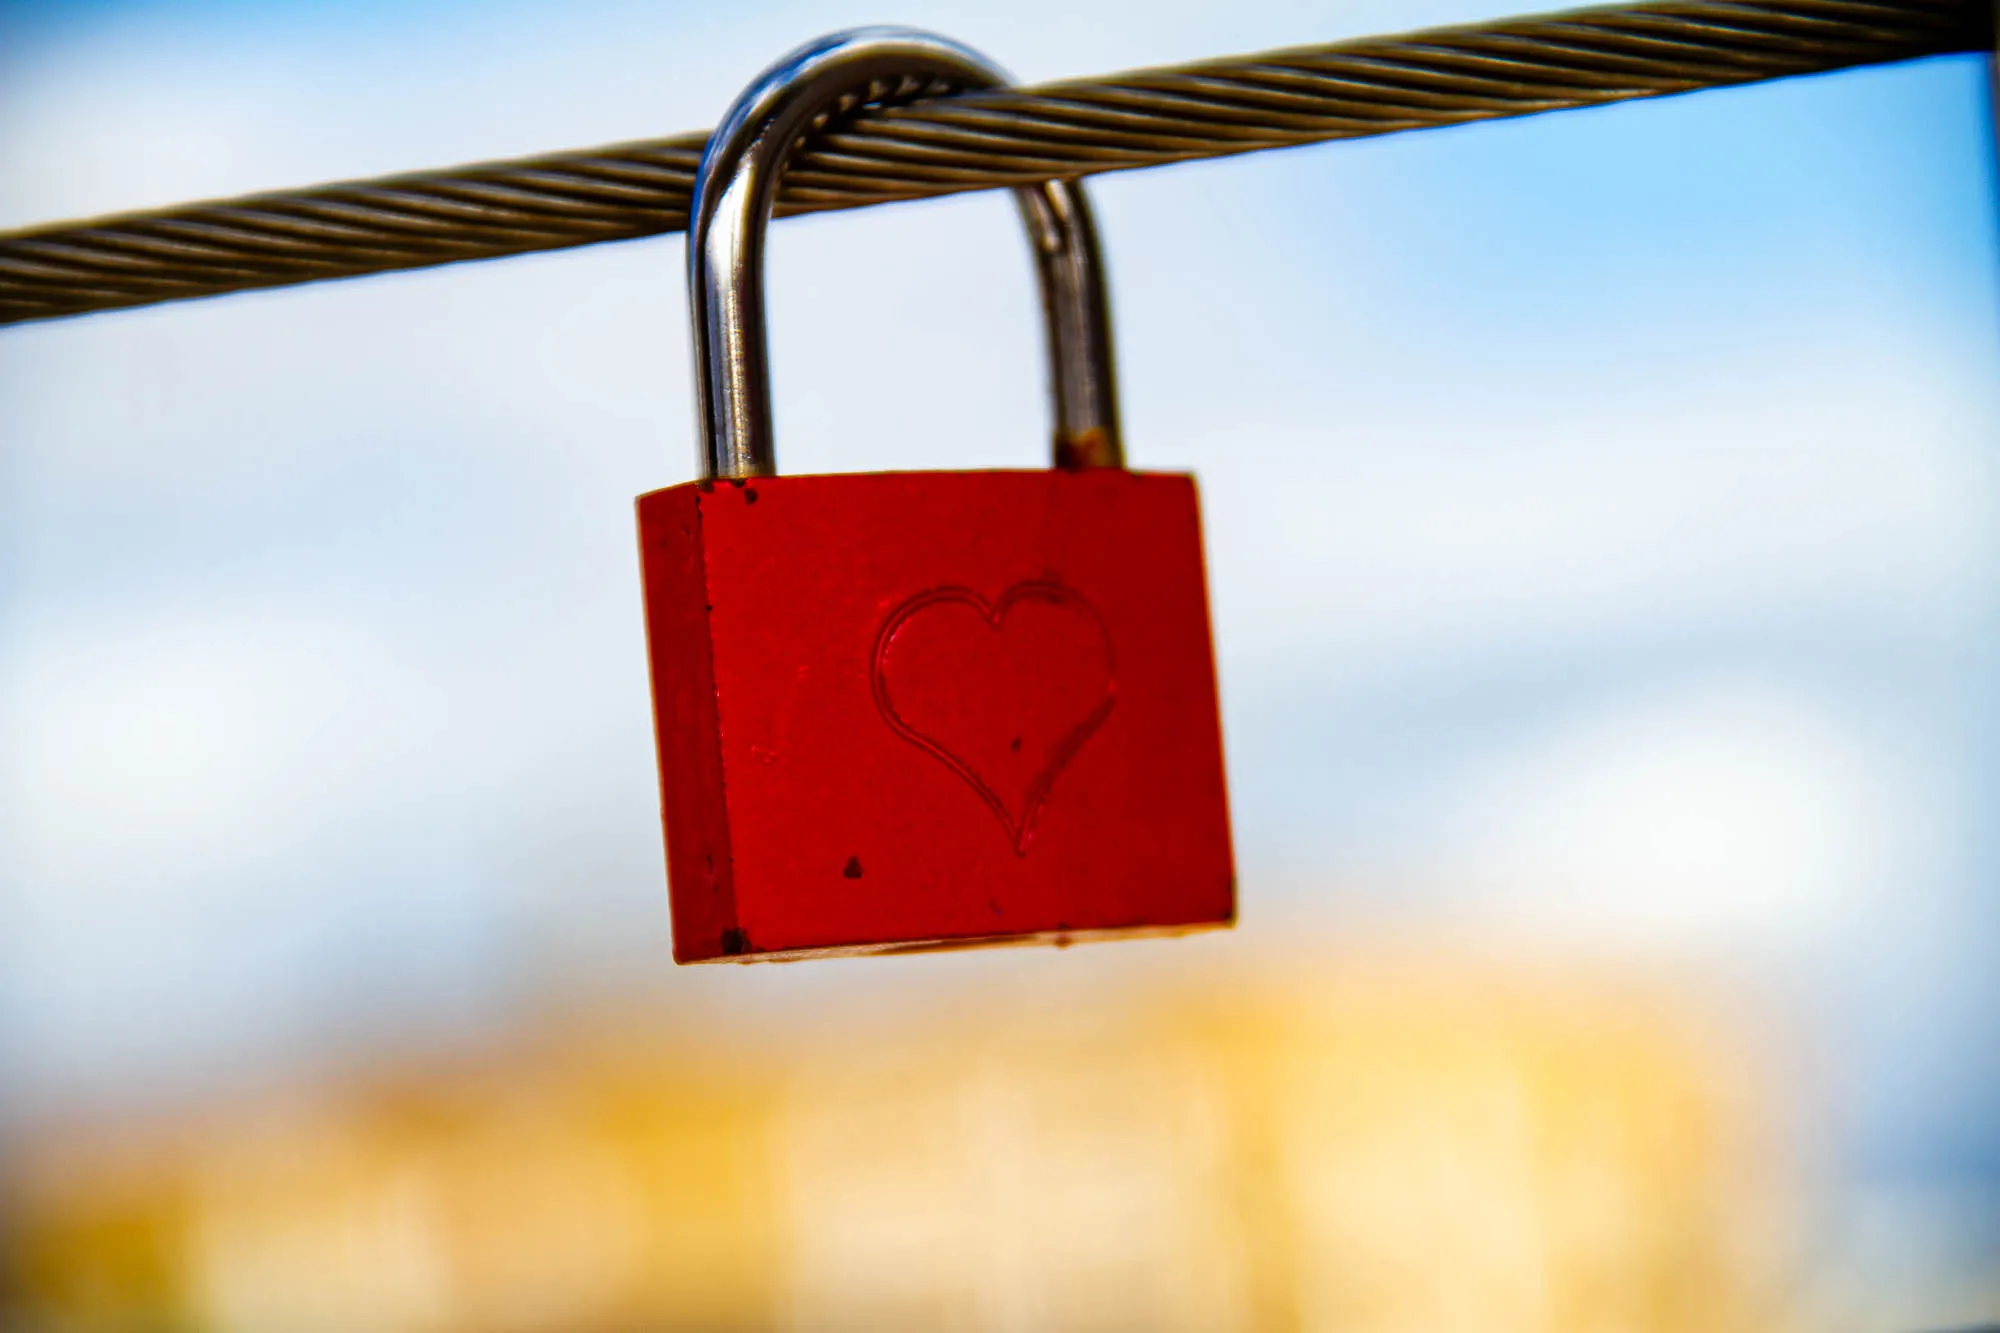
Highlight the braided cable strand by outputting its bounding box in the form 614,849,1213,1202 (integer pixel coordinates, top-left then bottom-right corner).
1,0,1989,327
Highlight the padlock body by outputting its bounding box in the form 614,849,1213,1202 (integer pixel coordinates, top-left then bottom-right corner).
636,469,1233,962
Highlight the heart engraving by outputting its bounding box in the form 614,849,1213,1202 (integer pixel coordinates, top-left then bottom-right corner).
871,581,1116,854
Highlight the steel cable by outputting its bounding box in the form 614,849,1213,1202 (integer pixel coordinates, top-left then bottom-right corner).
0,0,1989,327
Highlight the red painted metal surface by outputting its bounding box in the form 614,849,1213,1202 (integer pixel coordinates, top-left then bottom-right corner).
636,468,1234,962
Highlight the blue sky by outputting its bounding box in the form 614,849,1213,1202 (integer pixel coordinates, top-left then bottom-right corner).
3,0,1998,1298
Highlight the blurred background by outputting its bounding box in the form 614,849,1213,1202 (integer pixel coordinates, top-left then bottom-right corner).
2,1,1998,1329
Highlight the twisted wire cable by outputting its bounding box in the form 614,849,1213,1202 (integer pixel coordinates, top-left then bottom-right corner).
1,0,1989,328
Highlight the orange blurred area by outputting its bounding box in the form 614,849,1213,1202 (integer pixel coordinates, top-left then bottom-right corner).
2,949,1790,1333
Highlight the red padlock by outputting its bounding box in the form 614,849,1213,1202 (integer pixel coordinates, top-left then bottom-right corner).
637,29,1234,962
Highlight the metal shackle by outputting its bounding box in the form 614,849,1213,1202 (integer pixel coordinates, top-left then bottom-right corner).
688,27,1124,481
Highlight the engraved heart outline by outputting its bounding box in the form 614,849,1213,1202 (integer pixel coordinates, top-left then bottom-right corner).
870,580,1116,856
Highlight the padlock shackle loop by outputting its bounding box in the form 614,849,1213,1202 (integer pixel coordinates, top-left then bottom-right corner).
689,28,1124,481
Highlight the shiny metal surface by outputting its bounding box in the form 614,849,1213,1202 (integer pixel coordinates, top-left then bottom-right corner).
689,28,1120,479
0,0,1989,328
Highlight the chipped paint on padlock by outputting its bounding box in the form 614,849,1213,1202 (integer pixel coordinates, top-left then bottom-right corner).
637,28,1234,962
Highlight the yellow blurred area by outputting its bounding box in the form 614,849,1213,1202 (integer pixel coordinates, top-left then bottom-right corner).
3,954,1789,1332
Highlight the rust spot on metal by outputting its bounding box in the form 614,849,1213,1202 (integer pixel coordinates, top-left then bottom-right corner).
1054,427,1118,471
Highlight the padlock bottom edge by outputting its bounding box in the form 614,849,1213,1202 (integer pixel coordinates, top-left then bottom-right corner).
678,918,1233,965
